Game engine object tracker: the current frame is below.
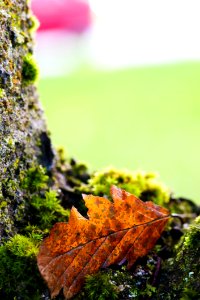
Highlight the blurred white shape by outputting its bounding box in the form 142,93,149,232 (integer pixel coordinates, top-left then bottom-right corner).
87,0,200,68
35,0,200,76
35,31,88,77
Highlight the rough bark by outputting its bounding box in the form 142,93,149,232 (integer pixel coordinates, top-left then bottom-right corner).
0,0,54,241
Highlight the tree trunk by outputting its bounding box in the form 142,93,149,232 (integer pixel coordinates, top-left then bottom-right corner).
0,0,54,241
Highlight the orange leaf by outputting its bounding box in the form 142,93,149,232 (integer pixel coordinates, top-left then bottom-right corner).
37,185,170,299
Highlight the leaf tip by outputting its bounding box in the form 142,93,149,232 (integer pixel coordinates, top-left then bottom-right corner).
70,206,85,221
82,193,87,201
110,185,131,201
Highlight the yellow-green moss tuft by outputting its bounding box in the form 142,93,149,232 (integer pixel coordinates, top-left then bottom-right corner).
28,15,40,33
80,168,170,206
0,88,4,98
22,54,39,85
31,190,70,229
5,234,39,257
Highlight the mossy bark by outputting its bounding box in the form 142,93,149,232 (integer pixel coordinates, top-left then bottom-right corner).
157,216,200,300
0,0,54,241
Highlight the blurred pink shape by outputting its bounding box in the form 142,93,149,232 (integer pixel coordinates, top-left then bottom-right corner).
31,0,91,33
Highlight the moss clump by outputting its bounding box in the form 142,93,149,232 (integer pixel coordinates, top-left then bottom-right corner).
28,15,40,33
83,272,118,300
20,165,70,231
31,190,70,230
176,216,200,299
0,88,4,98
0,234,46,300
20,165,49,192
5,234,39,257
22,54,39,85
80,168,169,206
158,216,200,299
76,261,158,300
0,165,70,299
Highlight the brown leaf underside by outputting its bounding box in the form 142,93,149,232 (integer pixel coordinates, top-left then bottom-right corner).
37,185,170,299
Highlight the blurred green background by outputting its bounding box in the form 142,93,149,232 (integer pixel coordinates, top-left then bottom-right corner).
39,61,200,202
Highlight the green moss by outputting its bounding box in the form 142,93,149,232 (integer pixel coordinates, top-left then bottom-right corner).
0,200,7,209
28,15,40,33
109,262,157,300
141,283,156,297
20,165,49,192
24,224,44,242
4,136,15,148
31,190,70,229
84,272,118,300
180,288,199,300
158,216,200,299
80,168,169,206
75,258,159,300
176,216,200,264
0,163,70,298
22,54,39,85
129,284,156,299
19,165,70,231
0,235,46,300
0,165,69,299
5,234,39,257
0,88,4,98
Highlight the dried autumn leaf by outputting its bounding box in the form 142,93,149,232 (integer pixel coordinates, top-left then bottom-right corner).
37,185,170,299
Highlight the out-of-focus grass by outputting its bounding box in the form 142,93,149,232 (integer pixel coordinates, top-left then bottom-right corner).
39,62,200,202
